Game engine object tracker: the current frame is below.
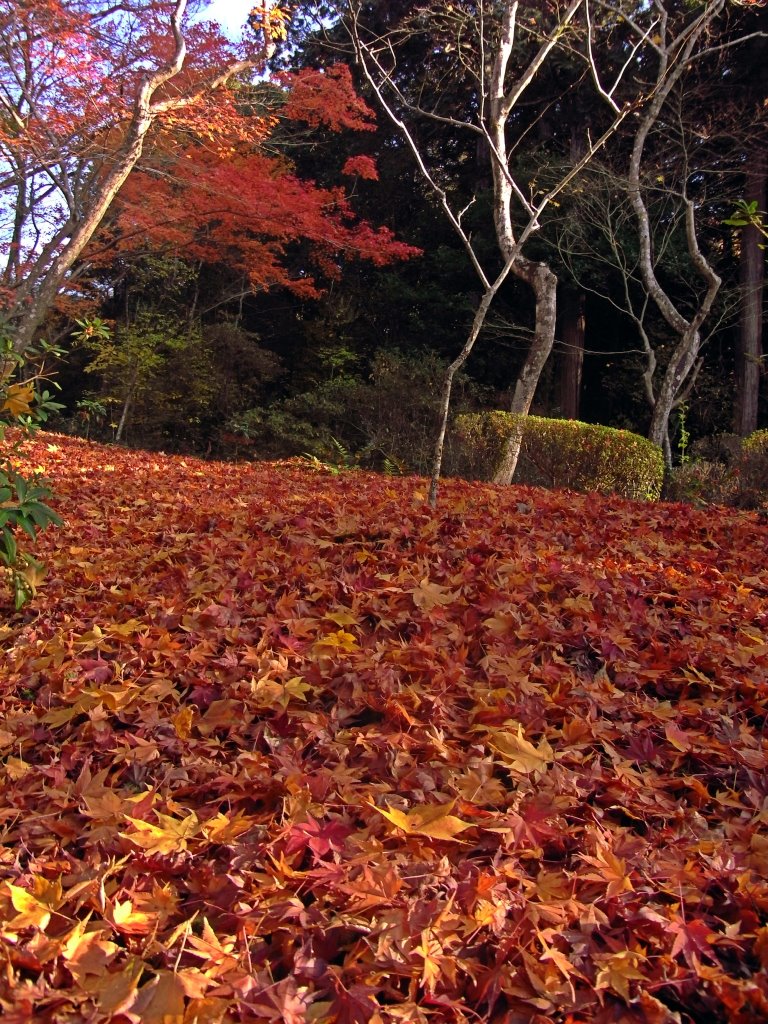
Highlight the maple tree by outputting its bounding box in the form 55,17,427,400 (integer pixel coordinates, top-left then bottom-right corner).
86,62,419,303
0,0,288,354
1,430,767,1021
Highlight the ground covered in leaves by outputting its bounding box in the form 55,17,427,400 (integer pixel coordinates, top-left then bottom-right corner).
1,432,767,1024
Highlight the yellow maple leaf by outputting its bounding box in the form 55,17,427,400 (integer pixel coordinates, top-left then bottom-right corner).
324,609,359,627
372,800,472,842
417,929,444,993
6,877,63,931
121,810,200,855
172,705,195,740
2,382,35,417
108,898,157,935
5,755,31,780
312,629,359,653
185,918,240,978
61,921,120,981
594,949,647,1002
203,809,257,845
488,722,553,775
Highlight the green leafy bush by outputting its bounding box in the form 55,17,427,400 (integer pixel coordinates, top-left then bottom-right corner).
663,460,740,507
0,332,64,608
738,428,768,507
452,412,665,501
742,427,768,459
229,348,484,473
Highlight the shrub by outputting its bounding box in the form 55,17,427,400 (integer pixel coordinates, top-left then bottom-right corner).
452,412,665,501
658,430,768,509
663,460,740,507
690,433,742,467
229,347,486,473
738,428,768,508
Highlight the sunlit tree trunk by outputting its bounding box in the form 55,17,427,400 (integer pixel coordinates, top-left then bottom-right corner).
493,261,559,484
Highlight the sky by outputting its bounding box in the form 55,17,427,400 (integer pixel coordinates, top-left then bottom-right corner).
200,0,255,37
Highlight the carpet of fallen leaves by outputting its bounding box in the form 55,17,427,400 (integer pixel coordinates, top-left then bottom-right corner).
1,432,767,1024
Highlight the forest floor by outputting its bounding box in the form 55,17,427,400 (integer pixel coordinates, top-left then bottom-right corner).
1,431,767,1024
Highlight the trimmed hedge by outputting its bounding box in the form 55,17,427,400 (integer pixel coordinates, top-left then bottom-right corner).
453,412,665,501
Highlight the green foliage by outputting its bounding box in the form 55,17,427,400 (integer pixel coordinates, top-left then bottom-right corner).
742,427,768,457
300,436,405,476
74,398,107,439
724,200,767,248
0,330,64,609
76,315,284,450
739,429,768,507
675,403,690,465
453,412,665,501
229,347,483,473
664,431,767,510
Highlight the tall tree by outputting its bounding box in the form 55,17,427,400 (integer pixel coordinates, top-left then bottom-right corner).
730,4,768,436
0,0,286,354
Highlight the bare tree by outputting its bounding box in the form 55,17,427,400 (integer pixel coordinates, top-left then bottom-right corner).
340,0,652,502
616,2,725,455
329,0,765,498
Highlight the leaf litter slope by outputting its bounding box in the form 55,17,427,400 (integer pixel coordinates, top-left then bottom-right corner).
1,433,767,1024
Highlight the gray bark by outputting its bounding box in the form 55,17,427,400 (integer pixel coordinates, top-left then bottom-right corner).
625,1,726,458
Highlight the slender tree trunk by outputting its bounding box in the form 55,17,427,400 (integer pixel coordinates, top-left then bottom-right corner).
734,148,766,437
648,328,700,448
558,289,585,419
429,267,515,506
115,390,132,443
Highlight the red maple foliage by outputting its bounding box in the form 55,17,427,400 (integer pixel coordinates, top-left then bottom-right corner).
86,63,420,298
3,2,415,349
1,432,767,1022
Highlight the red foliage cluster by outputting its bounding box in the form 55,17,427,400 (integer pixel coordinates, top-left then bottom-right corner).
1,433,767,1023
88,62,419,298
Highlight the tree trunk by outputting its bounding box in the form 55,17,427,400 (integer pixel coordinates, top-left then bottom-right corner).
493,261,558,484
429,267,516,506
115,389,133,443
734,148,766,437
558,289,585,419
647,328,700,449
